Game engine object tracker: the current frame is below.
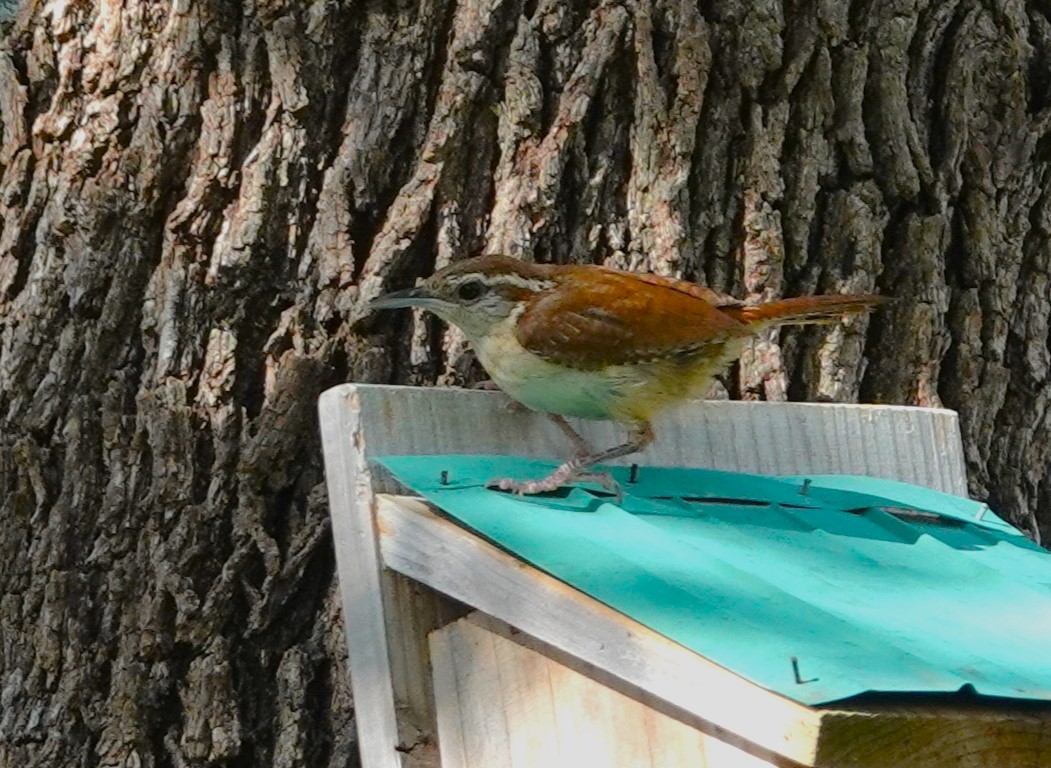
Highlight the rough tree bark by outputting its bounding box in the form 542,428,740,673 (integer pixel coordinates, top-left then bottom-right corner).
1,0,1049,765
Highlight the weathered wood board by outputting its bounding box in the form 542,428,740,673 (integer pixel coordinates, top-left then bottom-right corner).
430,615,773,768
326,384,968,496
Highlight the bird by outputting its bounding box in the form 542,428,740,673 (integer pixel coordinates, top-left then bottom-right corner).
371,254,886,497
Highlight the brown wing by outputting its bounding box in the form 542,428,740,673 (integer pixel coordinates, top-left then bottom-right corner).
516,266,748,370
625,271,744,309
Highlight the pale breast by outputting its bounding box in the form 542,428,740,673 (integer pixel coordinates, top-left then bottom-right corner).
473,321,619,420
469,316,747,423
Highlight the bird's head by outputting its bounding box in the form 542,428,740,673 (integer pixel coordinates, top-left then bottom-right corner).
370,255,556,339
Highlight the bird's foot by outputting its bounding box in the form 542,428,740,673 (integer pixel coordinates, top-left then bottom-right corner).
488,476,561,495
486,462,623,504
485,421,653,504
487,457,584,496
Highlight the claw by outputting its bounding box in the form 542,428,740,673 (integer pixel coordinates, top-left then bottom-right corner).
485,469,624,504
486,476,562,495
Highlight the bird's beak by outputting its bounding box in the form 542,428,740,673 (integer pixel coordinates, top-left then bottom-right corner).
370,286,439,311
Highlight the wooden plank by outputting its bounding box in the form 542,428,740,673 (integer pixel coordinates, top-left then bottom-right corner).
468,613,791,767
318,387,402,768
445,623,511,767
430,616,781,768
815,703,1051,768
429,625,470,768
321,387,473,768
339,384,967,495
545,648,619,767
489,619,562,767
379,496,824,766
383,570,471,730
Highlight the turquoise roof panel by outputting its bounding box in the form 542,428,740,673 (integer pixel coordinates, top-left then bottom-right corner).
375,455,1051,706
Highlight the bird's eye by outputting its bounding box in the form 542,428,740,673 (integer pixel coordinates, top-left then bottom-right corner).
457,281,484,301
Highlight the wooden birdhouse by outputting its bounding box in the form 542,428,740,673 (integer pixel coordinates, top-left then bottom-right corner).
319,384,1051,768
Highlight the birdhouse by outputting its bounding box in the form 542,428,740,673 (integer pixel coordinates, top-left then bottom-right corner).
319,384,1051,768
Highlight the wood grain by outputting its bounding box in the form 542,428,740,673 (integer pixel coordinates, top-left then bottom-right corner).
318,388,403,768
431,616,778,768
343,384,968,495
815,703,1051,768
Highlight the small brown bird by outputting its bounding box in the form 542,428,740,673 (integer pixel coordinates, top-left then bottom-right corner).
372,255,884,496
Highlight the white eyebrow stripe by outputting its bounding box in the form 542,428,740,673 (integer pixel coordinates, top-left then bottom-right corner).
452,273,556,293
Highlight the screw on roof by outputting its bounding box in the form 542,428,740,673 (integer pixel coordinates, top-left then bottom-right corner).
791,656,818,685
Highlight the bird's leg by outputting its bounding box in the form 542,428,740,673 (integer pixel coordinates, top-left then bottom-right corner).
545,415,621,497
542,414,623,497
547,414,593,456
490,422,655,500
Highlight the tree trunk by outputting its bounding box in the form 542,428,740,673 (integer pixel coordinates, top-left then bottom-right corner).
1,0,1049,765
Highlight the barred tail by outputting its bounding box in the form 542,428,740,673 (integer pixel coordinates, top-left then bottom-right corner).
726,294,888,329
